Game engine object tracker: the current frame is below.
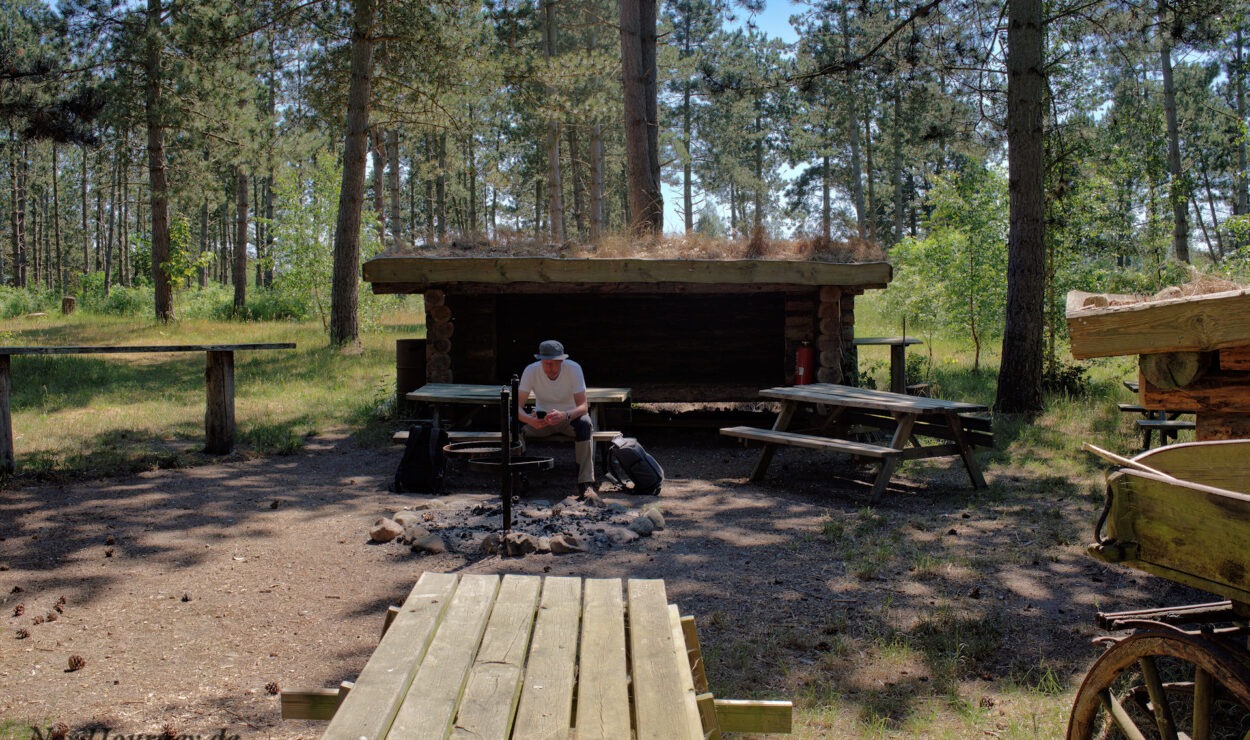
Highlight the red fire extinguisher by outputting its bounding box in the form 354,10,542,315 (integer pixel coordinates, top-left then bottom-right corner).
795,342,815,385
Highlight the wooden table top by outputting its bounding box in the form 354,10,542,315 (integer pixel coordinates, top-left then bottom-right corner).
407,383,632,404
323,573,702,739
761,383,988,415
851,336,923,347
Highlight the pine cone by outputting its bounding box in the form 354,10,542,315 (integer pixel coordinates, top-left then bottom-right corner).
67,655,85,672
13,604,23,617
45,612,58,622
265,681,281,695
160,722,178,739
48,723,70,740
15,628,29,639
32,615,45,625
54,604,64,614
105,534,116,545
56,595,67,606
104,548,114,558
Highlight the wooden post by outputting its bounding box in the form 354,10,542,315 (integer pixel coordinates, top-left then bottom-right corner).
1,355,12,474
204,350,235,454
61,296,76,314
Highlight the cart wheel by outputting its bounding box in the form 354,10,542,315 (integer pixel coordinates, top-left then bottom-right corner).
1068,627,1250,739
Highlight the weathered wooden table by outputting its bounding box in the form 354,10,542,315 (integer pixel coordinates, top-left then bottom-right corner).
282,572,792,738
852,336,923,393
406,382,631,429
722,383,992,501
0,343,295,473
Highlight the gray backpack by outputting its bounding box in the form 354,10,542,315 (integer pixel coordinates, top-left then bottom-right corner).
607,437,664,495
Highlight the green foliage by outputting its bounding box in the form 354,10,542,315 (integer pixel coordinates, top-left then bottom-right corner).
160,216,215,292
0,286,58,318
883,161,1008,370
1041,361,1092,397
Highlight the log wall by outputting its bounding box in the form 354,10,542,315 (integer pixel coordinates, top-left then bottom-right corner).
420,287,850,402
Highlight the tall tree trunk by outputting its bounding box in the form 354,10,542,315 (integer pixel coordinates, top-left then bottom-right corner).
543,0,564,243
567,126,585,240
12,134,28,287
145,0,173,320
386,129,401,247
1160,0,1189,262
371,131,385,244
682,78,693,233
52,144,63,293
891,82,905,246
81,145,89,276
233,168,248,313
996,0,1046,415
436,133,447,241
1236,29,1248,229
822,153,832,242
841,3,866,239
199,200,209,288
329,0,376,347
588,28,605,244
620,0,662,235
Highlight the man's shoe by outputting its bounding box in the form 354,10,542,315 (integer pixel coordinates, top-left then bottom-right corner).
577,482,595,499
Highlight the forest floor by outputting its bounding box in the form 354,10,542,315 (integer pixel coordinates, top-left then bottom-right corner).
0,426,1200,739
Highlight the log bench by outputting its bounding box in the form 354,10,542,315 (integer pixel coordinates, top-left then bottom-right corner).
0,343,295,474
280,573,792,738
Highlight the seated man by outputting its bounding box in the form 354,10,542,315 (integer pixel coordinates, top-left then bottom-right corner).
517,340,595,496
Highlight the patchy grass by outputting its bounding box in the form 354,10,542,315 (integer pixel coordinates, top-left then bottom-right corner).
1,314,418,482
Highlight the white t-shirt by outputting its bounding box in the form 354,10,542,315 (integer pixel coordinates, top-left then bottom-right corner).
518,360,587,413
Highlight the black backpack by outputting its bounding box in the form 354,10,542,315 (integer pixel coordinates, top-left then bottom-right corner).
607,437,664,495
393,423,449,494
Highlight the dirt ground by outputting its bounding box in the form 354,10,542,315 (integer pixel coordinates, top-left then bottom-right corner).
0,428,1196,739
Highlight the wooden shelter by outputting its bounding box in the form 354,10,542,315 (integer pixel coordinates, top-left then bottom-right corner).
364,256,893,402
1067,288,1250,439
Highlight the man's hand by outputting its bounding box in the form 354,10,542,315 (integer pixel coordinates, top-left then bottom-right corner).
544,409,567,425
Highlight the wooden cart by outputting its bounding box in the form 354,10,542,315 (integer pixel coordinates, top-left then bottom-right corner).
1068,439,1250,739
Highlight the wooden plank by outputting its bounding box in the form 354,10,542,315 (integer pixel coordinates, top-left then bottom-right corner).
1196,412,1250,441
323,572,459,739
680,615,709,694
1134,439,1250,491
697,694,723,740
0,343,295,355
669,604,707,737
714,699,794,733
576,578,631,740
363,256,893,289
452,575,543,739
628,579,702,739
720,426,901,458
513,577,582,740
394,429,623,444
280,681,353,721
408,384,632,405
760,384,987,414
1101,469,1250,603
389,574,500,738
1066,288,1250,359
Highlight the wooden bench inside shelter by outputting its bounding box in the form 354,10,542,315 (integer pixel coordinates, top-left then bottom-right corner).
281,572,792,738
393,428,625,472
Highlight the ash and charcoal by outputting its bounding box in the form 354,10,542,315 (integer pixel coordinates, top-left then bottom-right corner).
370,492,665,557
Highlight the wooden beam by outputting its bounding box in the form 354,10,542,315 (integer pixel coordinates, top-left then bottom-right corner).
1067,288,1250,359
714,699,794,734
363,256,892,292
280,681,353,721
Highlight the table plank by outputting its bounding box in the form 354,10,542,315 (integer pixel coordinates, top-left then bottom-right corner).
668,604,705,736
390,574,500,738
452,575,543,739
0,343,295,355
760,384,987,414
576,578,631,739
322,572,459,740
628,579,702,739
512,577,582,740
408,383,631,404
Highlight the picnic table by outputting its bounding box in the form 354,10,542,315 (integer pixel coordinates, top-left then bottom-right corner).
721,383,992,501
281,572,792,738
0,343,295,473
406,382,631,429
852,336,923,394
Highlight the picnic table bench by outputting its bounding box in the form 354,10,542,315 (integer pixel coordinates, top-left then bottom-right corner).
0,343,295,473
852,336,923,394
721,383,992,501
282,573,792,738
